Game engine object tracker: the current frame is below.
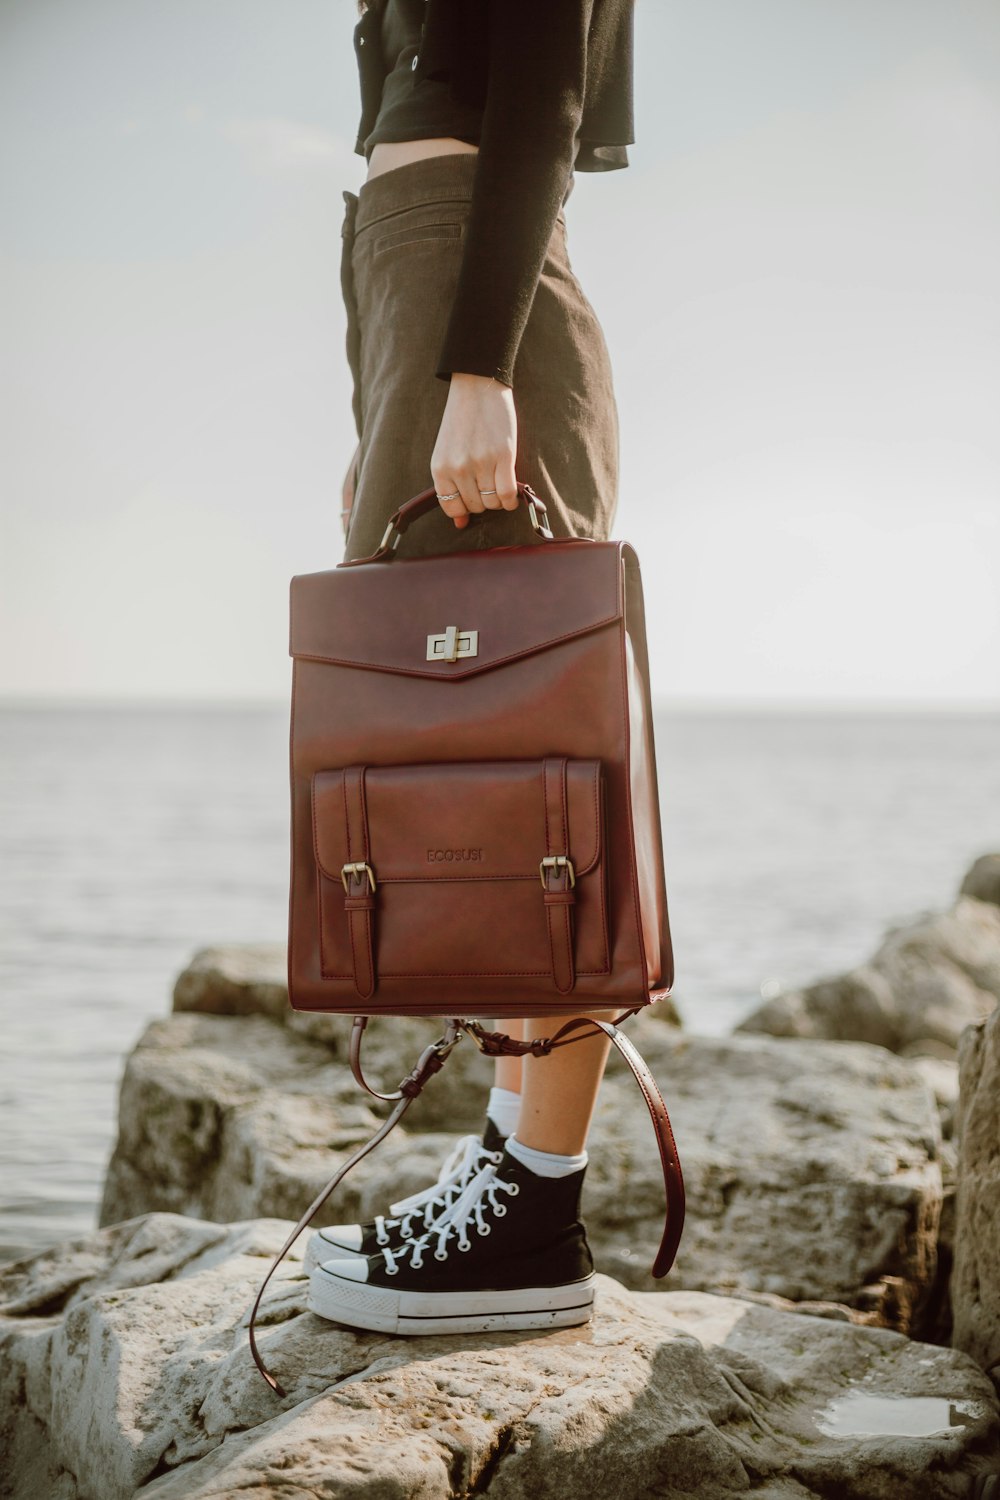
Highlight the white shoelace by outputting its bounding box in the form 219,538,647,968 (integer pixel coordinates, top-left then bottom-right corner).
372,1134,502,1247
380,1161,520,1274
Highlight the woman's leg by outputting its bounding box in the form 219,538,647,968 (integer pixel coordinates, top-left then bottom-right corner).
310,157,619,1331
492,1018,523,1094
515,1012,619,1156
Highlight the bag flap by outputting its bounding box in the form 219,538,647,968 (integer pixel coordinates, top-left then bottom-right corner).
290,541,623,679
313,760,602,883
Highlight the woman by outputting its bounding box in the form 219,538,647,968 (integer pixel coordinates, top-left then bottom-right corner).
306,0,637,1336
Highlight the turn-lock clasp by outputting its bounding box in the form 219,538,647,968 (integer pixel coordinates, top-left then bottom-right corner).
539,855,576,889
426,625,479,662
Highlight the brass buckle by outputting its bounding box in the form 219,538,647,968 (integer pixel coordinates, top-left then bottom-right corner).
341,861,377,893
539,855,576,889
426,625,479,662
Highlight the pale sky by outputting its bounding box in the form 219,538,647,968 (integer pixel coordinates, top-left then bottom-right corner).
1,0,998,706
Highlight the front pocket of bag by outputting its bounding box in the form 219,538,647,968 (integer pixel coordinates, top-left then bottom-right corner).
371,221,462,257
312,760,609,983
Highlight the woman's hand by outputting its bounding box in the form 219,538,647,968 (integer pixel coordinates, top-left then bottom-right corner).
430,373,518,529
341,441,360,538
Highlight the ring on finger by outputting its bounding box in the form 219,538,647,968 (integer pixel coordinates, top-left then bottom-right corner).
436,490,461,501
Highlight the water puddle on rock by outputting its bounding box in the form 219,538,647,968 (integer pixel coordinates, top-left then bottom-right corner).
817,1390,987,1439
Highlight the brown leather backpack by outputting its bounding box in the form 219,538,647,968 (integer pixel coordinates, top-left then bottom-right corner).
289,482,673,1016
249,484,685,1396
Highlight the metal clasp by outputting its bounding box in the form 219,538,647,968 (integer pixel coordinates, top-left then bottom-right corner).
379,520,403,553
426,625,479,662
527,502,554,539
341,861,377,893
539,855,576,888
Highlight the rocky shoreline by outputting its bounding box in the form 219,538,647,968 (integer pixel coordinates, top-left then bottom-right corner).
3,856,1000,1497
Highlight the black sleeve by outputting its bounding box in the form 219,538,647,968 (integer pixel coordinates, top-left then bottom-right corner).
434,0,593,386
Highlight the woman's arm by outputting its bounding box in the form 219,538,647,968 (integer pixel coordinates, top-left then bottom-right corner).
437,0,590,385
430,0,592,527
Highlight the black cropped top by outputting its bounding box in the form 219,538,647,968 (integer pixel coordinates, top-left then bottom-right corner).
353,0,635,386
362,0,483,158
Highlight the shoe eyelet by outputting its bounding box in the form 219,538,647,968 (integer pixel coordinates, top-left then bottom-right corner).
458,1238,471,1252
506,1183,520,1196
434,1248,448,1261
477,1224,491,1236
384,1264,398,1277
494,1204,507,1217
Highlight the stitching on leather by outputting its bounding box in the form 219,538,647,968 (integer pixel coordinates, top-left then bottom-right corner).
358,768,375,997
588,763,600,872
594,775,611,973
544,757,569,992
318,869,348,981
310,772,324,887
318,878,609,982
564,761,600,876
545,904,560,990
611,1028,682,1206
605,1027,683,1270
318,967,613,979
364,972,611,984
559,758,574,991
359,765,370,862
361,909,374,997
543,758,551,857
618,605,649,993
343,769,361,992
313,760,603,881
560,900,574,992
290,613,620,675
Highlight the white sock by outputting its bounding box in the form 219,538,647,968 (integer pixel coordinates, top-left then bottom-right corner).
486,1086,521,1139
506,1133,588,1179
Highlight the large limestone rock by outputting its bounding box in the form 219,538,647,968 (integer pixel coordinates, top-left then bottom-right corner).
960,853,1000,909
1,1213,996,1500
735,893,1000,1058
100,1004,945,1332
172,943,290,1022
951,1002,1000,1376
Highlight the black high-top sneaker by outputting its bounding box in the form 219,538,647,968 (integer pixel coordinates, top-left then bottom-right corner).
307,1145,595,1335
302,1119,507,1275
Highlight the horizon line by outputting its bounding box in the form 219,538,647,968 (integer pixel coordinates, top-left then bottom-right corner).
1,693,998,716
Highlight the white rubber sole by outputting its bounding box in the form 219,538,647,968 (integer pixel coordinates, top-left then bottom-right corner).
307,1264,596,1336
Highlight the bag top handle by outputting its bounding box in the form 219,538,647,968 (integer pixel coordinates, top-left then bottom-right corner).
343,480,555,566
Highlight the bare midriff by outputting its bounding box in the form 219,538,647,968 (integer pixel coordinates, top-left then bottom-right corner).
366,137,479,181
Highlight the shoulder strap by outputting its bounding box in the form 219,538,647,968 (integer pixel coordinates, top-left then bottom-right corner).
247,1013,684,1396
549,1016,686,1277
247,1021,462,1397
541,756,576,993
